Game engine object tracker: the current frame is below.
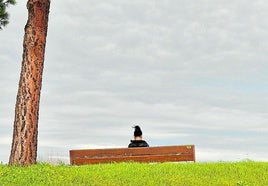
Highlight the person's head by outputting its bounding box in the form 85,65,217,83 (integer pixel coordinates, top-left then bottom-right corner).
133,125,143,139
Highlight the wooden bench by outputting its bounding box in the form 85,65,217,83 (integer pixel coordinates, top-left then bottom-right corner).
69,145,195,165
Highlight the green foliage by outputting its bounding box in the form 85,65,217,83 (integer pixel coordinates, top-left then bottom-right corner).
0,0,16,29
0,161,267,185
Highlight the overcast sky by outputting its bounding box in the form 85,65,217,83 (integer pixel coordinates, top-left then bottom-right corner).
1,0,268,163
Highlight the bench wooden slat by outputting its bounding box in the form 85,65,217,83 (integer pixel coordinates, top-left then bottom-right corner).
70,145,195,165
72,154,195,165
70,145,194,157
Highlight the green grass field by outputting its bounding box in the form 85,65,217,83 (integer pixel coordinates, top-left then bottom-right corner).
0,161,267,186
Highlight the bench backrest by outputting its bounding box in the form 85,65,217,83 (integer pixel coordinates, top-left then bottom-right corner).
70,145,195,165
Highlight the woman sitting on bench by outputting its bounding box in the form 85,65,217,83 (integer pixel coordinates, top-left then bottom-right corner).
128,125,149,148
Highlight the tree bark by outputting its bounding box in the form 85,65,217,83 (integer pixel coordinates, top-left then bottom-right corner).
9,0,50,166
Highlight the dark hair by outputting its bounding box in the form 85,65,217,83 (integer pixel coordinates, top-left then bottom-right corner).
133,125,142,137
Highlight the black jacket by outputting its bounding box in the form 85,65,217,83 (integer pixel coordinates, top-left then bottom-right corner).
128,140,149,148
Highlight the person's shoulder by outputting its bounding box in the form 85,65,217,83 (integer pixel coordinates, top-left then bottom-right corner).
142,140,149,147
128,140,136,147
138,140,149,147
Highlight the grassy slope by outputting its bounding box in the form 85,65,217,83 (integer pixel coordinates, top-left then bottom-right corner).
0,161,267,186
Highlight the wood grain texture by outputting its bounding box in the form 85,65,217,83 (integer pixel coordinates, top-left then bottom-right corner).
70,145,195,165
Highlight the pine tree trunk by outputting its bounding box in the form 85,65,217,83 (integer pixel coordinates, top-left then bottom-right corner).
9,0,50,166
